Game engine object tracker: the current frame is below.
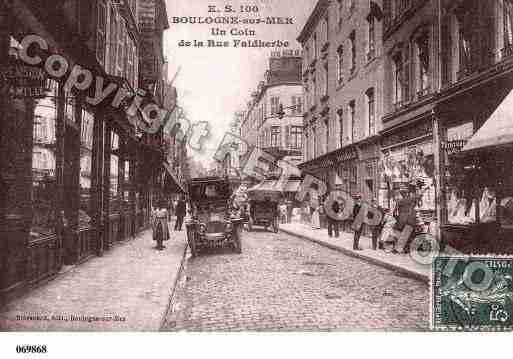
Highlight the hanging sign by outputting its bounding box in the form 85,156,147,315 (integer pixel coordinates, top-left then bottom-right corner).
0,59,48,99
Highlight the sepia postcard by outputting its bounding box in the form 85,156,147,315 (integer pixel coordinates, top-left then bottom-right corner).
1,0,513,340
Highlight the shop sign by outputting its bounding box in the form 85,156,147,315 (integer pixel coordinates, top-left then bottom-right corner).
335,148,358,163
442,139,468,154
0,60,48,99
382,120,433,149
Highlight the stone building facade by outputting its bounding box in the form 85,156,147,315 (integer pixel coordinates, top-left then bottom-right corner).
240,50,304,169
0,0,171,304
298,0,384,202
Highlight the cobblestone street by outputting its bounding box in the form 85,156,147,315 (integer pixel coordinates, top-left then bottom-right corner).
163,228,429,331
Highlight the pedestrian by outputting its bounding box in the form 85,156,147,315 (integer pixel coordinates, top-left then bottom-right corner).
370,198,386,250
352,194,363,250
174,195,186,231
280,201,288,224
311,198,321,230
286,199,293,224
152,199,170,250
325,197,341,238
393,187,420,254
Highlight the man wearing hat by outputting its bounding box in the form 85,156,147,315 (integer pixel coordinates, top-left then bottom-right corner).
352,193,363,250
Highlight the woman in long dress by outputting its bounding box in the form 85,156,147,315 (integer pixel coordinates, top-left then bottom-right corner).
311,197,321,230
153,199,170,250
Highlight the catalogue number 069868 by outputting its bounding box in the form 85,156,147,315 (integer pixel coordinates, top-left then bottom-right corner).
16,345,47,354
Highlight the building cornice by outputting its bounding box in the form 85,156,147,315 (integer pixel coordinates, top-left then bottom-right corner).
297,0,330,44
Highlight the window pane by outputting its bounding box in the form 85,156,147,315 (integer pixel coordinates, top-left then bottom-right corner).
108,133,120,214
31,80,59,238
80,109,94,228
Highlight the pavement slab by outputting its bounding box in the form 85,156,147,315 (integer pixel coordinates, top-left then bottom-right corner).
280,223,431,282
0,226,187,331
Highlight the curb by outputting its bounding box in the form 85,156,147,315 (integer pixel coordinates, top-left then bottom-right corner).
159,241,189,330
280,228,429,284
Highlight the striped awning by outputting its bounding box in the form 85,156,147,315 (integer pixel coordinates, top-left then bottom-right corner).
462,89,513,153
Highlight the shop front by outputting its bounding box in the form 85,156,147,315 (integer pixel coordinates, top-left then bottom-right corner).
439,88,513,254
299,145,359,230
356,137,381,203
0,17,155,303
380,117,437,230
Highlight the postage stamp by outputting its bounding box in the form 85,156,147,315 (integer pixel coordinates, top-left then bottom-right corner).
433,256,513,331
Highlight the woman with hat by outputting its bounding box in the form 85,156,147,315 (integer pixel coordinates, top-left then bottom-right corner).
152,199,170,250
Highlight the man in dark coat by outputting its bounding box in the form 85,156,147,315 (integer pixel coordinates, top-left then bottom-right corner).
352,194,363,250
370,198,385,250
393,188,419,253
174,196,187,231
326,198,341,238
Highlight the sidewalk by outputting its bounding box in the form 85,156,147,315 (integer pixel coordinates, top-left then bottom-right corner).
0,225,187,331
280,222,430,283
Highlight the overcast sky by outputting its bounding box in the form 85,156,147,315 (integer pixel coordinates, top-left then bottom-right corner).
163,0,317,164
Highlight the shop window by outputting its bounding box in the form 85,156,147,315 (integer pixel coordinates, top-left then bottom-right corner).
109,133,120,214
31,80,59,238
79,109,94,228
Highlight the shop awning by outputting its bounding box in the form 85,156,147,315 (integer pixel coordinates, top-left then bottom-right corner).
247,179,301,193
461,89,513,153
163,161,186,194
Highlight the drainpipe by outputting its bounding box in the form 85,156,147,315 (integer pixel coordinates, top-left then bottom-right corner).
433,0,444,245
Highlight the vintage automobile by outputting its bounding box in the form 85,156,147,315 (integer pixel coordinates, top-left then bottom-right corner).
185,177,243,257
246,181,281,233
